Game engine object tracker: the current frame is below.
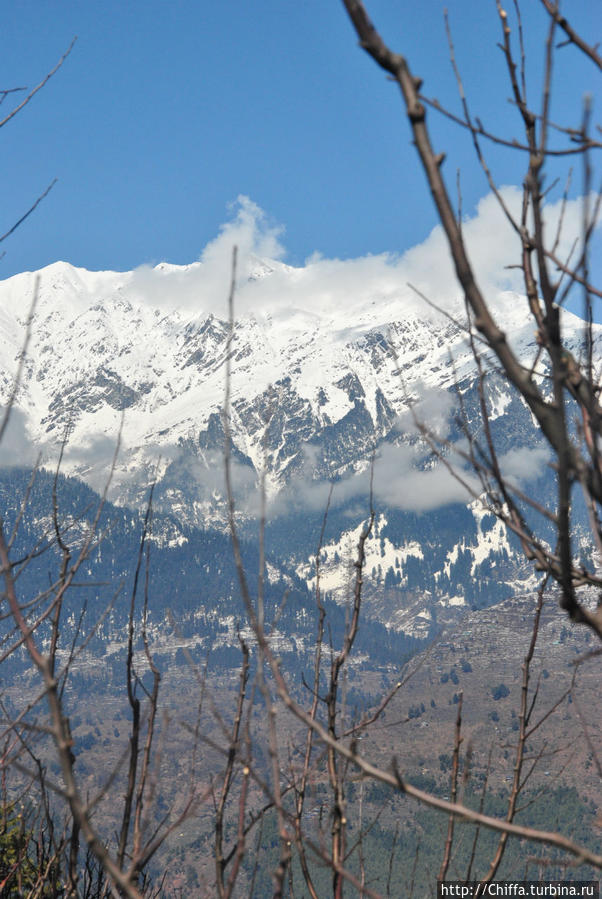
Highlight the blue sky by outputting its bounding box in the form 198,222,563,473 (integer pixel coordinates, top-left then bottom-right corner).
0,0,599,298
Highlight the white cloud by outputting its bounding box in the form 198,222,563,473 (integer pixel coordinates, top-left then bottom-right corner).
201,195,285,274
498,445,550,486
394,386,457,440
128,195,286,314
267,433,551,518
0,407,38,468
267,439,477,517
395,186,596,313
372,442,477,511
126,187,597,325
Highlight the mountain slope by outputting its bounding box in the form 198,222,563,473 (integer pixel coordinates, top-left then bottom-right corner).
1,258,598,632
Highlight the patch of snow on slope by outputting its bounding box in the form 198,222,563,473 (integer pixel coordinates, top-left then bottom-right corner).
298,514,424,600
469,501,511,575
440,500,511,581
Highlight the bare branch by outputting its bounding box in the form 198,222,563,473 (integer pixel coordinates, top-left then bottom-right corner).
0,38,77,130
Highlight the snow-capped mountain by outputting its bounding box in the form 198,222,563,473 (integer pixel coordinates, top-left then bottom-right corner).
0,258,597,634
0,259,558,486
